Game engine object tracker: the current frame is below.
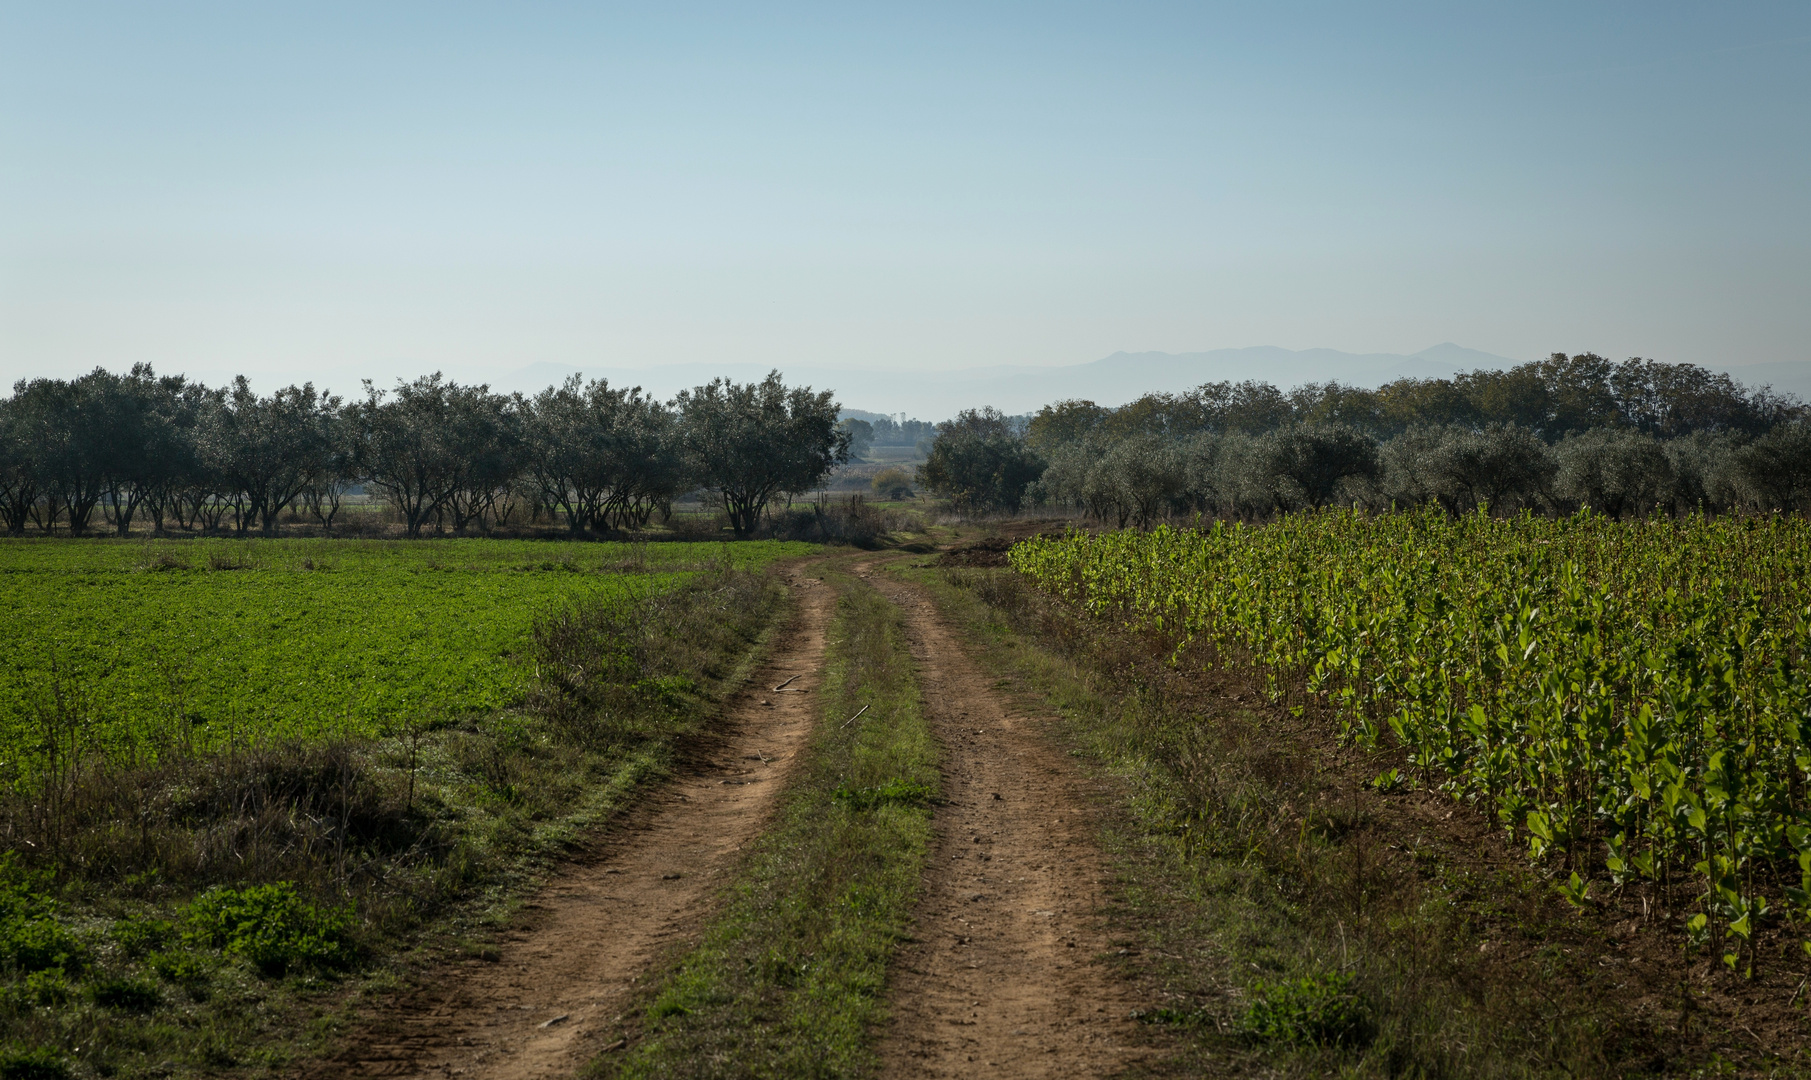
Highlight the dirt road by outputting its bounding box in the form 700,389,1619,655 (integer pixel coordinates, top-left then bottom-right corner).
311,567,833,1079
311,555,1154,1078
869,567,1154,1078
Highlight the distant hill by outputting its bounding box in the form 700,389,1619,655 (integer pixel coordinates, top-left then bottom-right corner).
492,346,1810,423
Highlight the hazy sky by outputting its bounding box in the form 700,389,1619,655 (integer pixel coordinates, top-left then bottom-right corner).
3,2,1808,392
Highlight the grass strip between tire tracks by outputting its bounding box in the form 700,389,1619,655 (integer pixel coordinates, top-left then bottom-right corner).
596,563,938,1079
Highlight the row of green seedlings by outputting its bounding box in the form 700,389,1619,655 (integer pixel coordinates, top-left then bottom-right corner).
1010,508,1811,976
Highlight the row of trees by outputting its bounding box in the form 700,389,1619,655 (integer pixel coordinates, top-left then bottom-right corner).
1028,352,1800,445
839,413,938,448
921,355,1811,521
0,367,848,538
1031,421,1811,525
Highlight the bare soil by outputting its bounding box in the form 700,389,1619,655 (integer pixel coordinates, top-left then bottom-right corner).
304,566,834,1079
867,565,1163,1078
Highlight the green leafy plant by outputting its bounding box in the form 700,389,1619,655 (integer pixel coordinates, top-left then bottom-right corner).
0,1046,70,1080
12,971,71,1009
109,917,174,958
1242,971,1372,1047
184,882,359,976
145,950,207,986
0,861,85,976
1369,768,1403,793
1556,870,1591,910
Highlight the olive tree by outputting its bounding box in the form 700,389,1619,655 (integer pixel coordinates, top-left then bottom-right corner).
918,407,1044,515
1552,428,1672,518
676,371,847,538
6,373,112,534
1731,421,1811,511
349,374,473,538
1258,423,1380,509
1094,433,1187,527
198,377,340,535
1395,424,1556,515
0,390,35,535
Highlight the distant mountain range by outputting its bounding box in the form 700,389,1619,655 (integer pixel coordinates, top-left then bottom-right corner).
492,344,1811,422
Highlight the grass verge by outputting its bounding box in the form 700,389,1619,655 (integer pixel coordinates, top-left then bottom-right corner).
899,559,1739,1079
595,562,937,1079
0,563,789,1079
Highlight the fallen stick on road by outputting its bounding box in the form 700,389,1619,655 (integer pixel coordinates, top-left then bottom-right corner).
773,674,801,691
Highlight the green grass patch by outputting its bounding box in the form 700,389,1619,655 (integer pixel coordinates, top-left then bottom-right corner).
0,537,812,774
598,565,938,1079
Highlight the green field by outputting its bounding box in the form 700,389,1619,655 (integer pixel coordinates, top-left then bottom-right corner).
0,537,814,776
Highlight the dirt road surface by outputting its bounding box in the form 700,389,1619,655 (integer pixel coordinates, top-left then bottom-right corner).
308,567,832,1080
870,567,1155,1078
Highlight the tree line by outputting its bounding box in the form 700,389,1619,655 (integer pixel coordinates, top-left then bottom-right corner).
921,353,1811,521
0,367,848,538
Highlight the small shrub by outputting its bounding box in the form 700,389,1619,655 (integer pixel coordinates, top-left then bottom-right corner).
146,950,209,992
89,977,161,1012
205,550,257,571
871,467,915,500
110,917,175,958
14,970,72,1008
0,919,87,975
184,882,359,976
1242,971,1372,1047
0,1046,70,1080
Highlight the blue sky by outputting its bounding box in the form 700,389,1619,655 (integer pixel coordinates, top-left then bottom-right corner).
2,2,1807,393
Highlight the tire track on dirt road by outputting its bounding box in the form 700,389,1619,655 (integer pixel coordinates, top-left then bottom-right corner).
308,565,834,1080
868,566,1157,1078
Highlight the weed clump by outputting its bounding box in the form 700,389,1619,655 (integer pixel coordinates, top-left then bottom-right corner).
0,1045,69,1080
0,860,84,976
108,917,174,958
1241,972,1372,1047
183,883,359,976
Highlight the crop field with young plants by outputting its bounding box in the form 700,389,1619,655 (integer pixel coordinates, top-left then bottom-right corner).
0,537,813,781
1011,509,1811,975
